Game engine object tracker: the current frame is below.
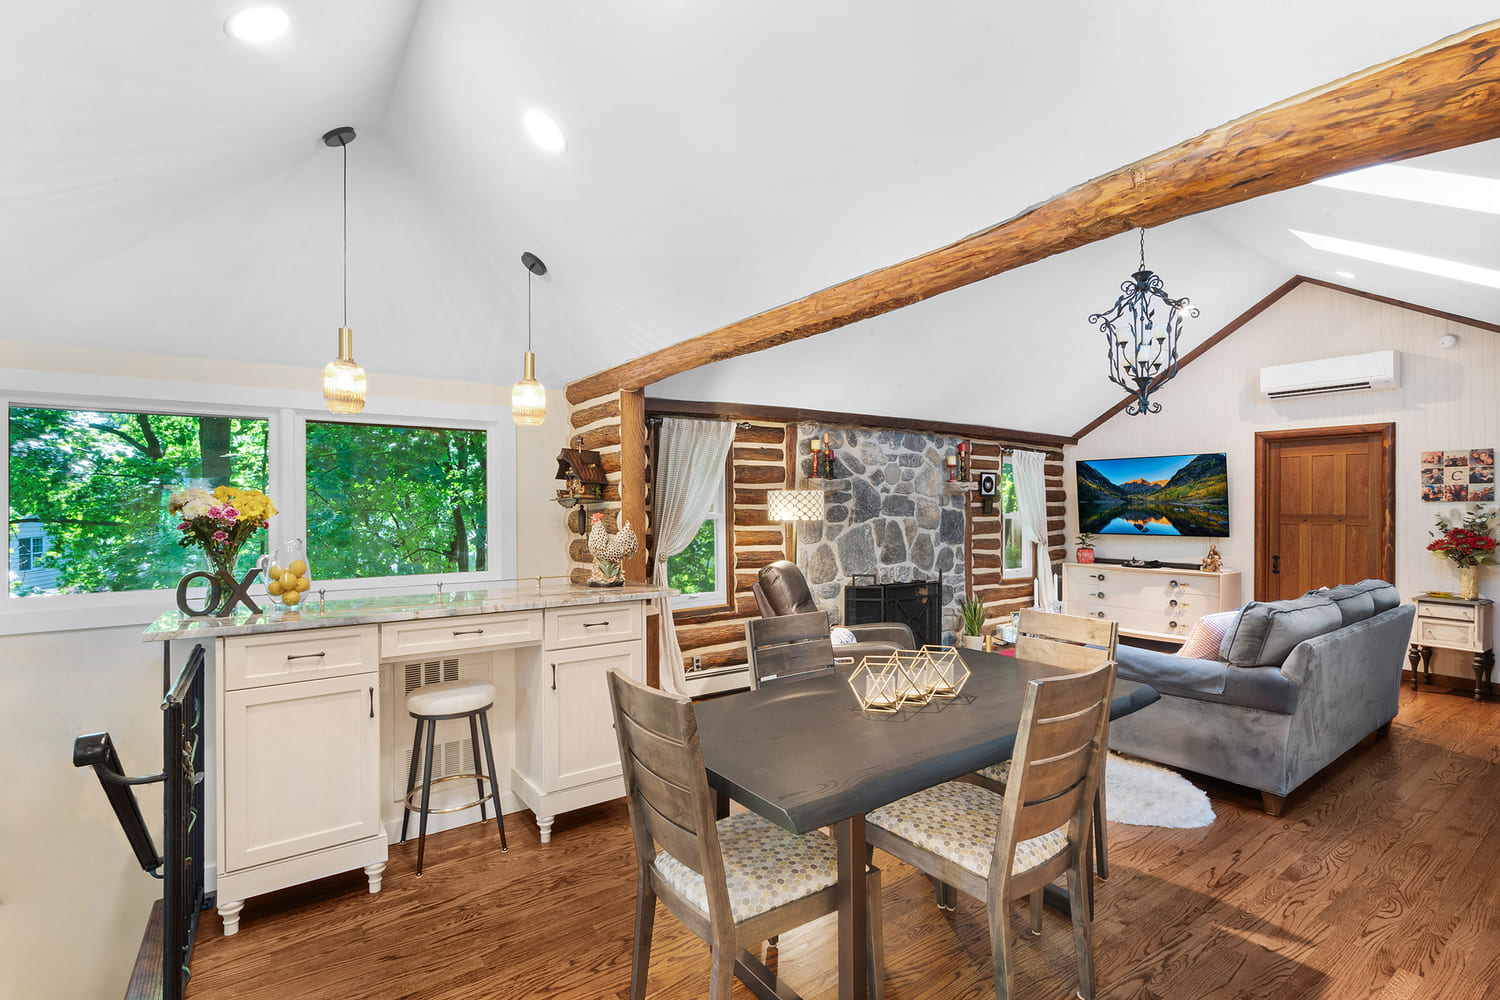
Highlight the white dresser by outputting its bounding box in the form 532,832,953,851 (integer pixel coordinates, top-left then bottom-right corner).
1062,562,1242,642
1408,595,1494,702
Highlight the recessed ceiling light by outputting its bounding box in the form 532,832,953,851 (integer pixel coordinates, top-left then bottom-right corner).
225,6,290,44
1314,164,1500,215
1291,230,1500,289
524,109,567,155
1334,270,1356,280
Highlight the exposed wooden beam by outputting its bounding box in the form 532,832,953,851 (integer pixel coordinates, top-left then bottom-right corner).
618,389,649,582
568,22,1500,406
644,397,1074,450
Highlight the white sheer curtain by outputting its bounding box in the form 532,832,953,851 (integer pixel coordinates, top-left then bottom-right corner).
651,417,737,694
1013,449,1060,612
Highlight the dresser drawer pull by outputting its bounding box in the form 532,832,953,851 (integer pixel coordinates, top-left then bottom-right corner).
1169,620,1179,629
1092,591,1106,600
1096,611,1106,619
286,651,326,661
452,628,485,636
1090,573,1105,581
582,620,609,628
1169,579,1180,588
1169,599,1178,607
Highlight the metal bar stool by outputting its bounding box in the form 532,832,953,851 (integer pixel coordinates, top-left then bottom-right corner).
400,679,507,875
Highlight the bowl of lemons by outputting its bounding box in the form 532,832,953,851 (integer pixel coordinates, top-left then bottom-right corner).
260,539,313,610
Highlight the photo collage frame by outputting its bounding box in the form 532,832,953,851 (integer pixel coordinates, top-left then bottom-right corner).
1421,448,1495,503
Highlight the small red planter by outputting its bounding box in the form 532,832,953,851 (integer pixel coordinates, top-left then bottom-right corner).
1076,548,1095,564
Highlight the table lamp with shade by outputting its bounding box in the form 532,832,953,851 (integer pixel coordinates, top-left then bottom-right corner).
767,489,826,563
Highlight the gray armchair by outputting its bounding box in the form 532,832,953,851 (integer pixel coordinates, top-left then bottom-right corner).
751,560,914,659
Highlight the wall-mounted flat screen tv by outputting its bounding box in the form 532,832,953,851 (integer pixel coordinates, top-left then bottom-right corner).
1076,453,1229,537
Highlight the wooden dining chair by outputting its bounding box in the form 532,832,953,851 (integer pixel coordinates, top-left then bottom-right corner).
970,609,1118,879
745,610,838,690
607,669,886,1000
866,661,1117,1000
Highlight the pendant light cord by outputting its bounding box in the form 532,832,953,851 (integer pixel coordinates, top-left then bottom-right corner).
342,139,348,329
526,271,533,353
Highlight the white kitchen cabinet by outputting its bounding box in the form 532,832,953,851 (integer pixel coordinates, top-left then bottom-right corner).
1062,562,1241,642
215,627,386,936
511,605,644,843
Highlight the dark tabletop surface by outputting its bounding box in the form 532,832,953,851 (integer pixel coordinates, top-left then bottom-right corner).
695,648,1158,835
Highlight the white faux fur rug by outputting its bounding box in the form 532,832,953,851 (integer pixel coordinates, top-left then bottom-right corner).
1105,753,1215,828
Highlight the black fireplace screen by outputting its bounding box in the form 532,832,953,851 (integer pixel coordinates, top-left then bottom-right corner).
843,576,943,647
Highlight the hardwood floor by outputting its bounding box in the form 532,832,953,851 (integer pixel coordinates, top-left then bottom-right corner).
186,685,1500,999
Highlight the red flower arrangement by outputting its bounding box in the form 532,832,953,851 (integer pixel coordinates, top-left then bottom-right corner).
1427,506,1496,568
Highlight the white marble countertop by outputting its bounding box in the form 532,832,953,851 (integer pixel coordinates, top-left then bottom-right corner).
142,581,672,642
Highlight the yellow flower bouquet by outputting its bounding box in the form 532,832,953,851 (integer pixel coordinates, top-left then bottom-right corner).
169,485,278,581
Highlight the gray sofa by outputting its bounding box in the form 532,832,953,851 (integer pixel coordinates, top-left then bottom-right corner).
1109,580,1415,815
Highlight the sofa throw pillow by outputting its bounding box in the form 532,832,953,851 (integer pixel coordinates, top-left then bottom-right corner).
1177,610,1240,660
1223,595,1343,668
830,627,857,645
1305,586,1376,627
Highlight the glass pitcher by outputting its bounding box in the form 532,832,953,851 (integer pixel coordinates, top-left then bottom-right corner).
257,538,313,611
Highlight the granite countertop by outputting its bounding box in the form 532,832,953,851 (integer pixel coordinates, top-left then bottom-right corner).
143,581,672,642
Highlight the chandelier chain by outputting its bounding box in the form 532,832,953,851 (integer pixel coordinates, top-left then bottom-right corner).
1138,228,1145,272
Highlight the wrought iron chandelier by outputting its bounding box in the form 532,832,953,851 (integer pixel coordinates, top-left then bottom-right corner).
1088,229,1198,415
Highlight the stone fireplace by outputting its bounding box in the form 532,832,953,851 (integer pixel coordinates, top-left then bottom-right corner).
794,423,966,640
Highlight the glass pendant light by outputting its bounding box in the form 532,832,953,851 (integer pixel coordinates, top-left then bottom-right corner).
512,251,548,426
321,126,367,414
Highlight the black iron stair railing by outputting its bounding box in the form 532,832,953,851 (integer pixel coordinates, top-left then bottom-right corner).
73,643,207,1000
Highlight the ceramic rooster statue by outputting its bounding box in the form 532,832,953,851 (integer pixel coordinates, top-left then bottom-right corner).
587,512,638,587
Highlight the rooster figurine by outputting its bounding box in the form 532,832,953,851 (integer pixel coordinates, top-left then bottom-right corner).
587,512,638,587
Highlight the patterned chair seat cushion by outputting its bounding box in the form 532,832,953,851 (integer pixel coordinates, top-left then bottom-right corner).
975,759,1012,786
652,811,839,922
867,780,1068,880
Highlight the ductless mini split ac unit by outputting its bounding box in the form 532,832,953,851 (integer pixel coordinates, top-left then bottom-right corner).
1260,350,1400,400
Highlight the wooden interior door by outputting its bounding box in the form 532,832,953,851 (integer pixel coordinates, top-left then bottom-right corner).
1255,424,1395,601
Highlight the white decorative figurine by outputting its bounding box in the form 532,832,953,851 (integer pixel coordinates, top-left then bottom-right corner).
587,512,638,587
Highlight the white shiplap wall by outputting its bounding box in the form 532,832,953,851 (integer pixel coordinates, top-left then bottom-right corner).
1070,280,1499,679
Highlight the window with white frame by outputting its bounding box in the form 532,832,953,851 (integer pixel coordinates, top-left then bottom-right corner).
305,420,488,579
16,535,44,572
2,386,507,631
666,457,728,611
1000,455,1032,578
7,405,270,596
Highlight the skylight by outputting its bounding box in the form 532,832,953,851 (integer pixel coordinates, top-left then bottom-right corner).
1290,230,1500,289
1314,164,1500,215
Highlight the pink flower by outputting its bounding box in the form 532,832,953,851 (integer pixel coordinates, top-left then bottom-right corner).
207,506,223,519
212,530,228,541
178,521,191,531
221,506,239,520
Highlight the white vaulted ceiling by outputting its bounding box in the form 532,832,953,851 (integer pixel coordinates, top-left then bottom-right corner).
3,2,1497,437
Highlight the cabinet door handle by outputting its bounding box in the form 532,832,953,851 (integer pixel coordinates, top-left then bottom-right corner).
1169,620,1179,629
551,664,557,690
1272,554,1280,575
582,621,609,628
1169,599,1178,608
369,687,374,719
1169,579,1179,588
286,651,325,661
452,628,484,636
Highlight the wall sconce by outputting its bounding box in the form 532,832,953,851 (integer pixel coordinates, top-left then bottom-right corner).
767,488,826,563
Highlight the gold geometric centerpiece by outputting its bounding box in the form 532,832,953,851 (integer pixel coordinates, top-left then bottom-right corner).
917,644,970,699
848,653,909,713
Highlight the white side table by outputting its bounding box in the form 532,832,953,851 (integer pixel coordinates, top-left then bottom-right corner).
1409,595,1495,702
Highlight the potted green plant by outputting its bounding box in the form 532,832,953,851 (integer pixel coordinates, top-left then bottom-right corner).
958,596,987,649
1075,531,1096,564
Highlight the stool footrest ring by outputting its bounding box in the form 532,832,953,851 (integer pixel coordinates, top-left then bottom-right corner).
404,773,496,815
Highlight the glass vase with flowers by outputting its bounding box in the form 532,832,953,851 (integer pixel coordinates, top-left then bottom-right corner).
168,486,277,615
1427,505,1496,600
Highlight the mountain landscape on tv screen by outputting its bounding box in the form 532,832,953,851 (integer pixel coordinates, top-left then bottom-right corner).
1076,453,1229,537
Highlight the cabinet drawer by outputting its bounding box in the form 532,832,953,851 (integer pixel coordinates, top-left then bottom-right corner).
1419,602,1476,623
225,626,377,690
380,611,542,661
1419,620,1477,648
545,602,644,649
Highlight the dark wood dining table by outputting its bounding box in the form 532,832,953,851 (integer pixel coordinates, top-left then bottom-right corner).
694,647,1158,1000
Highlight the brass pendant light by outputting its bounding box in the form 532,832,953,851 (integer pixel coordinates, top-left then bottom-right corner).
321,126,367,414
512,251,548,426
